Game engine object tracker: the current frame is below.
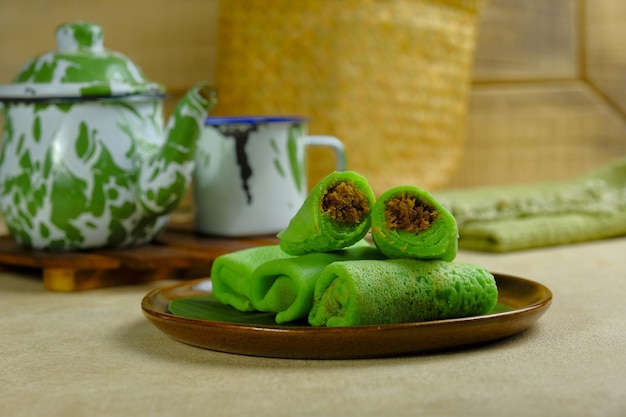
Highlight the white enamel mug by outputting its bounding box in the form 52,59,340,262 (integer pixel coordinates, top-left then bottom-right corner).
193,116,346,236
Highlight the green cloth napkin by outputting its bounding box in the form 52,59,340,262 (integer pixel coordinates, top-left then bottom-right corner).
250,245,386,324
436,157,626,252
308,259,498,327
211,245,292,311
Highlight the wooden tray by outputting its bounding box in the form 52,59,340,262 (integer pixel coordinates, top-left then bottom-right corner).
0,227,278,292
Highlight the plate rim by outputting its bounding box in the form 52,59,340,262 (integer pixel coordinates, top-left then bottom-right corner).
141,273,552,358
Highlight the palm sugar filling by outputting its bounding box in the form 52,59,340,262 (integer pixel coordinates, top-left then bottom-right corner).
385,193,438,233
321,181,369,225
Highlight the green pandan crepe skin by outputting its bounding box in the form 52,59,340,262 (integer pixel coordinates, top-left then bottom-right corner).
210,245,291,312
371,185,459,261
308,259,499,327
250,245,386,324
277,171,376,255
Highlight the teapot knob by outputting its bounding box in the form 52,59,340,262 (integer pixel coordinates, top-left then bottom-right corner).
55,21,104,52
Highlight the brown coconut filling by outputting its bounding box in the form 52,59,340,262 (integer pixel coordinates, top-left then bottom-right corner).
321,181,369,225
385,193,438,232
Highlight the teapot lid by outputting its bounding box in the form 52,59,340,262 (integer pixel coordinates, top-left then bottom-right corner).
0,21,165,101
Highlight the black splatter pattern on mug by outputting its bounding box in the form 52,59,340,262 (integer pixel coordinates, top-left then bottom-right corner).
218,124,261,204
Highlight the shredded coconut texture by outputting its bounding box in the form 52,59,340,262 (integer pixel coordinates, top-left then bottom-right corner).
385,193,438,232
321,181,370,225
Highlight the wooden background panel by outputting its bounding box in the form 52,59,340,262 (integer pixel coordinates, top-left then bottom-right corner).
446,0,626,188
585,0,626,116
472,0,578,81
448,81,626,188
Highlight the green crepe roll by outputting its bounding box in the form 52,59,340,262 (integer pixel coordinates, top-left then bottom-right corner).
371,185,459,261
250,245,386,324
211,245,292,312
277,171,376,255
308,259,498,327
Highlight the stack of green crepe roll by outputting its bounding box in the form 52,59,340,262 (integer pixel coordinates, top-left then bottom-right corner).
210,171,498,327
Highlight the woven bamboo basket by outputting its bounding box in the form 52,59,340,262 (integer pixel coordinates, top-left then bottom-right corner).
214,0,485,194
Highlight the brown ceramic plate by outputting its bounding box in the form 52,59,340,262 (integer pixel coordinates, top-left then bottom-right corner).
141,273,552,359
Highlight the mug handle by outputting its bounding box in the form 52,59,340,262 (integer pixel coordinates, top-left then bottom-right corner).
304,135,347,171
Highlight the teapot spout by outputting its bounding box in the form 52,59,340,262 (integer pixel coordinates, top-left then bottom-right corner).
136,82,216,216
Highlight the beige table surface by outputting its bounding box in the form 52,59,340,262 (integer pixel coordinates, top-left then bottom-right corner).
1,236,625,417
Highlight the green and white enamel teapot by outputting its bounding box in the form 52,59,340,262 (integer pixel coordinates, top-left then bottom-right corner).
0,21,216,250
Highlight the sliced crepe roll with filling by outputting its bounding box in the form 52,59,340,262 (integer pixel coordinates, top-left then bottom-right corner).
308,259,498,327
371,185,459,261
277,171,376,255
